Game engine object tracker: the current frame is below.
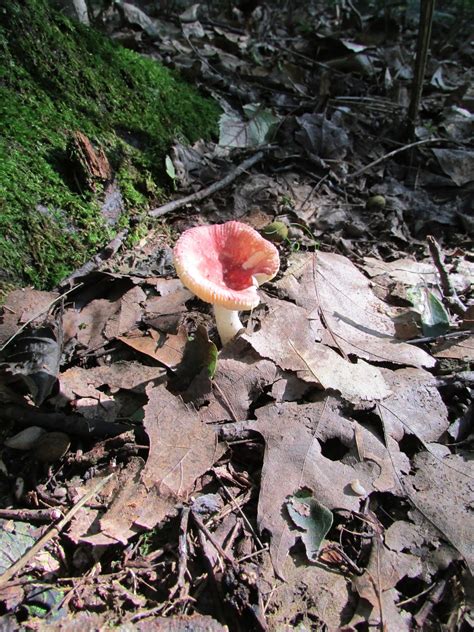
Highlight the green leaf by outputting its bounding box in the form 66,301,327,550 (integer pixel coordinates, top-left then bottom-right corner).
165,155,176,187
206,339,218,379
286,489,333,562
407,286,450,337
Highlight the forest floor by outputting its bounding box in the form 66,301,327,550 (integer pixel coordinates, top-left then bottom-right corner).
0,1,473,630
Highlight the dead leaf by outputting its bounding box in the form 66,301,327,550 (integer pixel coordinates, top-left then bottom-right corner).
243,295,321,373
60,362,166,396
403,451,474,574
72,286,146,352
265,556,350,630
0,289,59,347
118,327,188,368
377,367,449,442
144,281,192,333
144,383,220,489
244,296,391,402
432,334,474,361
277,252,435,368
432,148,474,186
249,402,369,577
363,256,438,287
185,339,277,422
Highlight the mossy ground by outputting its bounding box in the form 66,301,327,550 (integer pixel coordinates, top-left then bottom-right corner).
0,0,220,289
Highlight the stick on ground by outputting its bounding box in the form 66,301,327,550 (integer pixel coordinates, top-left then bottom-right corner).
0,474,114,587
149,150,266,218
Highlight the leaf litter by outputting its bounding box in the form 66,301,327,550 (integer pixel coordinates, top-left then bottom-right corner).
1,1,473,629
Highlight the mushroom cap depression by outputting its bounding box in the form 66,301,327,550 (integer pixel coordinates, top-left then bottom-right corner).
173,221,280,311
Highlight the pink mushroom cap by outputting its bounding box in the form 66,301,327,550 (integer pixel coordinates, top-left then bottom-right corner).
173,221,280,311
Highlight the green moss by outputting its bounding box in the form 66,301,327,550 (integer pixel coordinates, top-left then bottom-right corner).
0,0,220,288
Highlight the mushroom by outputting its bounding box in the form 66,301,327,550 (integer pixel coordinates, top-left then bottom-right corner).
173,221,280,345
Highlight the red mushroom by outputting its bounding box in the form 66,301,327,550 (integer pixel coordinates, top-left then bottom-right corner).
173,221,280,345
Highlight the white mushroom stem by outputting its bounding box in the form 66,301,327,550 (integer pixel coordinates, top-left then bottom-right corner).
213,305,244,346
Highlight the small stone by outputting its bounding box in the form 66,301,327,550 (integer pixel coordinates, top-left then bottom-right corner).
33,432,71,463
5,426,46,450
260,221,289,243
366,195,386,212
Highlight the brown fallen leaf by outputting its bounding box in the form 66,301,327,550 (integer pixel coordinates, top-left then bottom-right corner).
144,279,193,333
118,326,189,368
351,525,421,632
377,367,449,442
69,285,146,352
0,289,59,347
265,555,351,630
402,450,474,574
249,402,368,578
185,339,278,422
432,334,474,362
276,252,435,368
244,296,391,402
60,361,166,395
135,384,224,530
84,384,223,545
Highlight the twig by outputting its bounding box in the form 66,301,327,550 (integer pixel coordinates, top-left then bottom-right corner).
407,329,472,345
427,235,467,316
0,474,113,586
170,506,190,599
215,473,264,550
149,150,267,217
414,569,453,627
0,508,63,523
191,510,237,568
345,138,447,180
58,229,129,290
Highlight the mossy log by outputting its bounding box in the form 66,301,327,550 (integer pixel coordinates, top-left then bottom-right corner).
0,0,219,289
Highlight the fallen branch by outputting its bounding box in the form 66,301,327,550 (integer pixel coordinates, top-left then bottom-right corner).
0,474,113,586
149,150,266,218
0,507,63,523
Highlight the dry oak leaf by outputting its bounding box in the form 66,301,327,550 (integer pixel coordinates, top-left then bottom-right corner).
351,544,416,631
67,285,146,351
77,385,222,545
60,361,166,396
265,555,351,630
403,451,474,574
243,296,391,402
184,339,278,422
264,397,408,496
432,334,474,362
0,289,59,346
249,402,369,578
134,383,224,530
118,326,189,368
377,367,449,442
276,252,435,368
144,278,193,332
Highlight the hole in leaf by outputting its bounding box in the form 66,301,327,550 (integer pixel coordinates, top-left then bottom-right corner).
319,437,349,461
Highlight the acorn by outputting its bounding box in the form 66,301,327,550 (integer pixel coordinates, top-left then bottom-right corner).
366,195,386,212
260,221,288,243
